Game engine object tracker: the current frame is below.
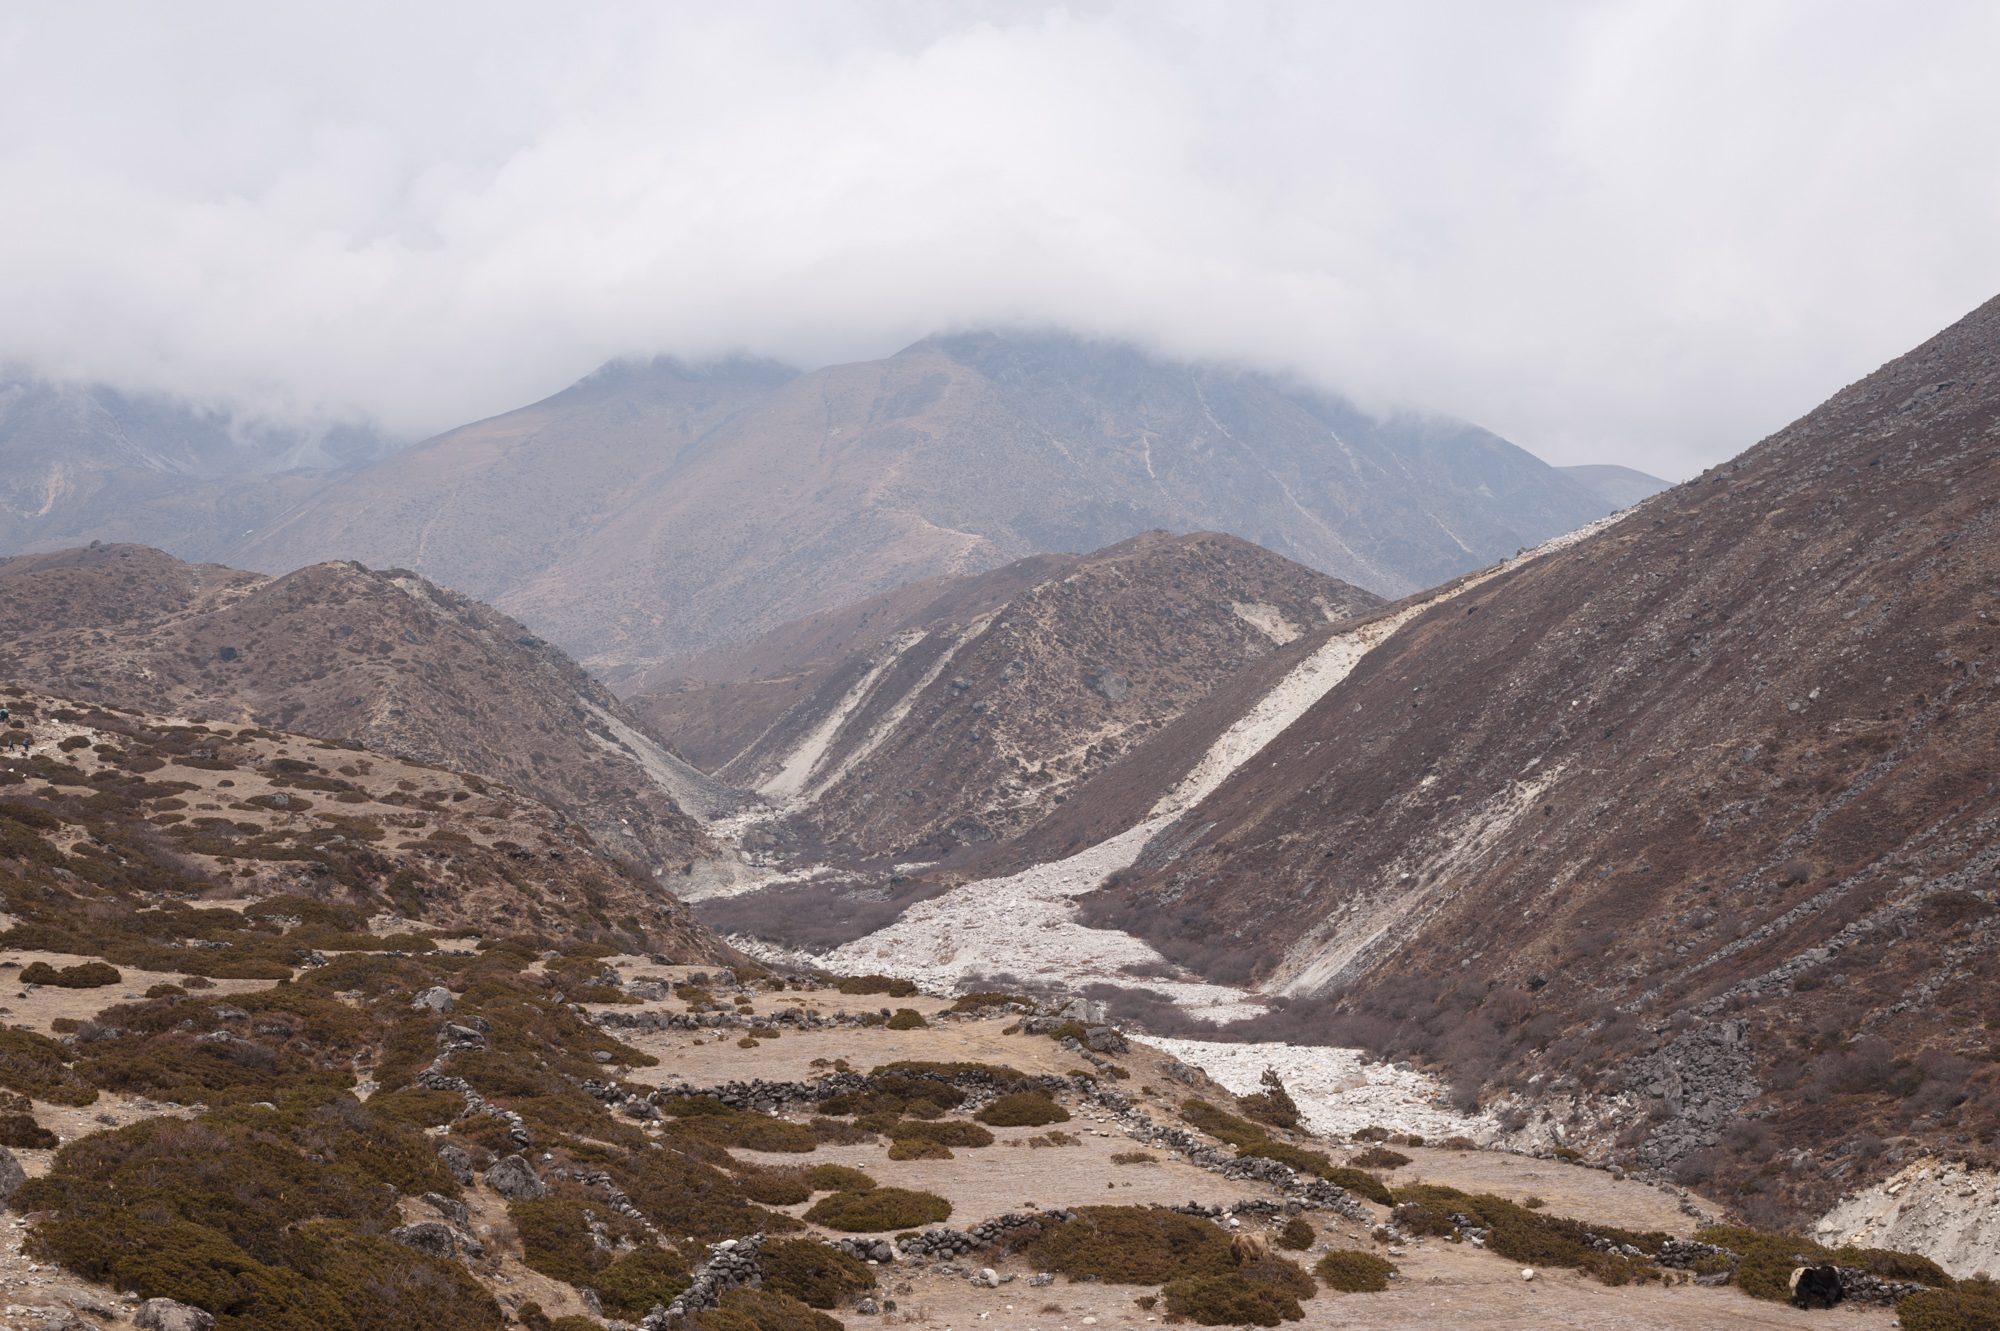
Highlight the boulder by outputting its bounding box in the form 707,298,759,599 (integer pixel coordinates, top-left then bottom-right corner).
411,986,455,1014
391,1222,459,1259
437,1142,475,1185
134,1300,216,1331
485,1153,547,1201
0,1146,26,1205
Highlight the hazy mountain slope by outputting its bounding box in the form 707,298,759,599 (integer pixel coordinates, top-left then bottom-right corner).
0,544,733,879
644,531,1381,866
0,376,392,561
224,332,1614,675
1083,292,2000,1223
0,687,725,957
1560,462,1673,509
231,356,797,607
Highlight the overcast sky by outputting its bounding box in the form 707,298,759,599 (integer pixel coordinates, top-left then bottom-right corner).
2,1,1997,477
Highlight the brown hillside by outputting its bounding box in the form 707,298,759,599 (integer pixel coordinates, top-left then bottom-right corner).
641,531,1380,865
1086,292,2000,1225
0,545,732,879
0,687,723,956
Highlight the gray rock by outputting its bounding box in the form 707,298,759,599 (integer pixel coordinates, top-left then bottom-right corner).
0,1146,25,1206
485,1153,547,1201
437,1142,475,1185
37,1312,100,1331
134,1300,216,1331
391,1222,459,1259
411,986,454,1013
855,1297,879,1315
422,1191,471,1227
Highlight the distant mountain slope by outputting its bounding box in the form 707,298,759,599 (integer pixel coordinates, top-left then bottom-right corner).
1079,292,2000,1223
1559,462,1673,509
0,544,733,881
0,376,394,561
637,530,1381,866
227,332,1616,674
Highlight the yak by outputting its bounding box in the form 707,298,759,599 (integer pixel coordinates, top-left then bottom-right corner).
1789,1264,1844,1310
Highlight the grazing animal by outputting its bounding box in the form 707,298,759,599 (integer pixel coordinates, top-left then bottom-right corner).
1789,1265,1844,1310
1231,1232,1272,1266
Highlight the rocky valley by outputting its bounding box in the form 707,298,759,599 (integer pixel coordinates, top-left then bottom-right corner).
1,295,1996,1331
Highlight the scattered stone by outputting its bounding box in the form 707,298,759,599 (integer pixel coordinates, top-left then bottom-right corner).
484,1154,547,1201
0,1146,26,1206
134,1300,215,1331
411,986,454,1013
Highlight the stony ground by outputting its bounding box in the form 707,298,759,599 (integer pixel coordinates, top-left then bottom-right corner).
0,950,1906,1329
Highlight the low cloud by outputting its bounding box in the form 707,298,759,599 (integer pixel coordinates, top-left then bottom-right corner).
2,1,1997,476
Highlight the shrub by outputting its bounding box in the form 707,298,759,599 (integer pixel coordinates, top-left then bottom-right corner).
807,1117,876,1145
1111,1151,1157,1165
885,1008,927,1030
1403,1186,1657,1284
803,1164,876,1193
803,1188,951,1232
1278,1216,1315,1250
759,1238,876,1308
0,1026,98,1106
887,1137,952,1161
976,1092,1070,1127
1693,1226,1948,1303
693,1286,842,1331
887,1119,993,1149
20,960,122,988
608,1149,803,1244
1162,1259,1314,1326
1319,1167,1394,1206
1021,1206,1233,1284
738,1167,814,1206
948,992,1030,1013
0,1112,57,1148
1239,1069,1302,1131
511,1193,653,1288
1348,1147,1410,1170
834,975,918,998
1898,1278,2000,1331
1315,1249,1397,1292
596,1245,692,1318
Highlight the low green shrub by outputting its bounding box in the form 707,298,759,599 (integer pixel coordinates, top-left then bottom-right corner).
885,1008,927,1030
694,1286,843,1331
803,1187,951,1232
1404,1186,1659,1284
1162,1259,1314,1326
887,1137,953,1160
1694,1225,1950,1303
759,1238,876,1308
20,960,122,988
1897,1278,2000,1331
1278,1216,1315,1250
1315,1249,1397,1292
511,1192,653,1288
596,1245,692,1318
803,1164,876,1193
1348,1146,1410,1170
0,1112,57,1148
976,1091,1070,1127
1021,1205,1233,1284
835,975,918,998
0,1026,98,1105
739,1167,814,1206
887,1119,994,1148
947,992,1030,1013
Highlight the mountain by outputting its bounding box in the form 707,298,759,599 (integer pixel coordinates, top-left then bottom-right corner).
1067,292,2000,1225
0,686,724,957
0,376,395,561
227,331,1618,676
1559,462,1673,509
0,544,735,883
635,530,1381,867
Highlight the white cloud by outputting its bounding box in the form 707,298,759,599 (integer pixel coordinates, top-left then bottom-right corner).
1,0,1996,477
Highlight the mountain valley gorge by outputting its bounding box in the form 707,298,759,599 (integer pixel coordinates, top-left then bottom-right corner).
2,303,1997,1331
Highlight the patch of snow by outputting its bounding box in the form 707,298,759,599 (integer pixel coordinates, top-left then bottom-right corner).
1230,601,1301,646
581,700,741,823
757,630,925,804
1144,1036,1494,1142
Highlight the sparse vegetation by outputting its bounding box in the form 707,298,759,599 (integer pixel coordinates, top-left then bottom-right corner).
20,960,122,987
759,1238,876,1308
1278,1216,1315,1250
803,1187,951,1232
1315,1249,1397,1292
976,1090,1070,1127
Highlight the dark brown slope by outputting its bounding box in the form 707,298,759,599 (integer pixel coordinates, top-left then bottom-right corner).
640,531,1381,864
0,545,733,879
0,687,724,958
1089,293,2000,1222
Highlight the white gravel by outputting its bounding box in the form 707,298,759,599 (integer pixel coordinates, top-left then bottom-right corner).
1143,1036,1496,1142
